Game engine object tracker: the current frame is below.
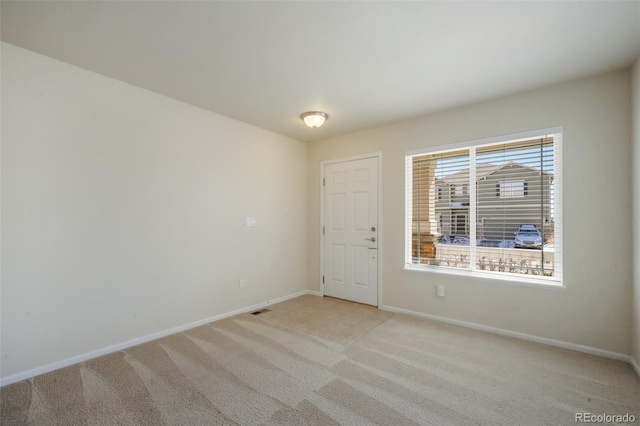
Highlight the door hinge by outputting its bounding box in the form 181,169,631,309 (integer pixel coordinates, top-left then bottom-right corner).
322,275,325,283
323,177,325,186
322,226,325,236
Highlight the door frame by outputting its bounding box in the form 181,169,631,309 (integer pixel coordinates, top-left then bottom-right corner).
320,152,383,307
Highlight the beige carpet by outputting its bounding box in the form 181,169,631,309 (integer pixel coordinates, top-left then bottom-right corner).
1,295,638,425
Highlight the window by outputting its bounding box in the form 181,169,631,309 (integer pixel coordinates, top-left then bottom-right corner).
499,180,525,198
405,129,562,284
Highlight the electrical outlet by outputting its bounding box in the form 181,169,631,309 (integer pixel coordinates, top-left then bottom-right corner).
436,284,445,297
239,279,245,289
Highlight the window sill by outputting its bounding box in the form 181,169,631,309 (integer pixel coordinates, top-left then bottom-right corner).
403,264,565,290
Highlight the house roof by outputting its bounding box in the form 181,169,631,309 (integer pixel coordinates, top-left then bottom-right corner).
438,162,553,185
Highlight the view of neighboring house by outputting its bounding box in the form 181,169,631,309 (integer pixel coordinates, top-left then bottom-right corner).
435,161,554,240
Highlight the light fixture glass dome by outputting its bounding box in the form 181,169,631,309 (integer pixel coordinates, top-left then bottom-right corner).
300,111,328,128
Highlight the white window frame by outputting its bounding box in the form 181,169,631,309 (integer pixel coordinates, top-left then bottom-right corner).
404,127,563,287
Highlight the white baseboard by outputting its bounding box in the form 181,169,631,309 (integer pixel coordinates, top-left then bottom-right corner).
0,289,315,387
306,290,322,297
381,305,633,364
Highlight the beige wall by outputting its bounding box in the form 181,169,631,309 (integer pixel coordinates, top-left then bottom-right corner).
309,69,632,354
632,56,640,367
2,39,636,381
1,43,308,378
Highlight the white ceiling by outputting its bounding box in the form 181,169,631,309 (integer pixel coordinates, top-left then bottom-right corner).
2,1,640,142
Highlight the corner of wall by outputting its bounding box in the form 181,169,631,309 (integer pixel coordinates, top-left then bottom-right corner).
632,55,640,374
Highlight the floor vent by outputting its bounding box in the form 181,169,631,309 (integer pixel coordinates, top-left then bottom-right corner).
250,308,272,316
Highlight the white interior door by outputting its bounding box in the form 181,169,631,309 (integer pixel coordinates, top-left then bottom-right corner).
323,156,379,306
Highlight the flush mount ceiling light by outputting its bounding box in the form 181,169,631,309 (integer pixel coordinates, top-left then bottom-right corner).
300,111,328,128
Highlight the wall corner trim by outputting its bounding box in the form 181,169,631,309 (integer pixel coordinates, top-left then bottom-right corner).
631,356,640,379
0,289,319,387
380,305,636,369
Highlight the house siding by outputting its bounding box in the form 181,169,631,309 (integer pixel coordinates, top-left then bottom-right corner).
476,164,552,239
435,163,552,239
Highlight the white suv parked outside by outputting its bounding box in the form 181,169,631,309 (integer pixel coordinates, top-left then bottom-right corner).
514,224,542,249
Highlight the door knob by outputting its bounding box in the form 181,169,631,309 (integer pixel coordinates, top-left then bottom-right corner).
365,237,377,242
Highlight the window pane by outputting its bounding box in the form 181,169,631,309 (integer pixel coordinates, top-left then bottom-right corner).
476,137,555,277
411,150,470,269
